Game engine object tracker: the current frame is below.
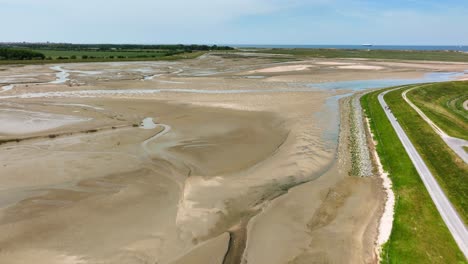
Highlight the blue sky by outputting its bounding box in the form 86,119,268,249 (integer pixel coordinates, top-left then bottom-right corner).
1,0,467,45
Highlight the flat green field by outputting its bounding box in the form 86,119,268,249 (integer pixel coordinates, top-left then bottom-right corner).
34,49,172,59
407,82,468,140
0,43,234,64
361,88,466,264
0,51,206,65
254,48,468,62
4,45,468,64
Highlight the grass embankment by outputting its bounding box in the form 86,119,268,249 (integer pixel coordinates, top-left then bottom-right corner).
255,48,468,62
361,89,466,264
386,86,468,222
407,81,468,140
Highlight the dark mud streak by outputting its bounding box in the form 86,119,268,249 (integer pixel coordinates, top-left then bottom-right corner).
0,124,132,146
222,223,248,264
220,171,337,264
0,80,50,86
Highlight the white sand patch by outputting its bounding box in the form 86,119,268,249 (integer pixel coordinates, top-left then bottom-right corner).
1,85,14,93
250,64,313,73
176,177,226,237
315,62,356,66
143,74,163,80
140,117,157,129
337,65,385,70
171,69,184,75
133,67,155,73
198,177,223,187
158,80,186,84
181,177,223,198
0,109,90,134
47,103,104,110
72,70,103,76
188,102,258,111
176,197,224,238
365,117,395,260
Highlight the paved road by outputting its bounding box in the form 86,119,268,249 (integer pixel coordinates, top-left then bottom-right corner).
402,87,468,163
378,89,468,259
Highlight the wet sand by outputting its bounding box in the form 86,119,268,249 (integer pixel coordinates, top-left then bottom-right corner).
242,97,383,264
1,53,467,263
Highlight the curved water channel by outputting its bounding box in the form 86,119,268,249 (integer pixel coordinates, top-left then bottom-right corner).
1,71,465,147
49,66,70,84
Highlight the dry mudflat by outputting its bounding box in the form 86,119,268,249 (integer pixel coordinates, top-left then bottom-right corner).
0,54,467,264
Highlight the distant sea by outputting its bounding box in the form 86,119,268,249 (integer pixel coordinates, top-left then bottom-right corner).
232,45,468,52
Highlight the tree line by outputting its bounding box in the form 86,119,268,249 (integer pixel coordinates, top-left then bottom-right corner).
0,48,45,60
0,43,234,52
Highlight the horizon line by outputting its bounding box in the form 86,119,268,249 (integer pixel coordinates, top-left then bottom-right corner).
1,42,467,46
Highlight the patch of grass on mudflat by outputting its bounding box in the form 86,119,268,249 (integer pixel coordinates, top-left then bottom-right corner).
254,48,468,62
407,81,468,140
361,89,465,264
386,86,468,222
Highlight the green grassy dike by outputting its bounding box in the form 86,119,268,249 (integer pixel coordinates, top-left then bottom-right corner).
386,86,468,222
361,89,466,264
407,82,468,140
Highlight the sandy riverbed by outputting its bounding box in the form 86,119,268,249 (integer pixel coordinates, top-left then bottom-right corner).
0,53,467,264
